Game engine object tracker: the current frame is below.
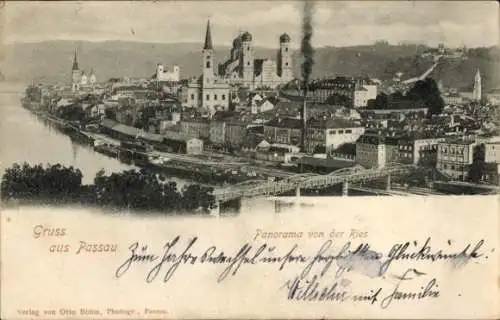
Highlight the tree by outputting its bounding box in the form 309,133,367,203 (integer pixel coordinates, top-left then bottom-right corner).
374,92,389,109
468,144,486,183
2,163,216,214
1,162,83,202
406,78,444,116
181,184,215,213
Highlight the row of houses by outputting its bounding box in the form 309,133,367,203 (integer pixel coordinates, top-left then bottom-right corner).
172,116,365,154
100,119,204,155
355,132,500,183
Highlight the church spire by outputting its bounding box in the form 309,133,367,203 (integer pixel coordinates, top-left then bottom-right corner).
203,20,213,50
475,69,481,80
72,49,79,71
473,68,482,101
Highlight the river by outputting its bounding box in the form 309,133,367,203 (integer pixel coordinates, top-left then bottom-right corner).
0,83,188,187
0,83,281,215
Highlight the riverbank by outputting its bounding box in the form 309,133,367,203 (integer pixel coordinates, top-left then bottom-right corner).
20,98,286,187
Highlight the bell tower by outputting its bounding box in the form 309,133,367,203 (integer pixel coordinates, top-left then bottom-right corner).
71,49,81,92
278,33,293,82
241,31,254,88
202,20,215,86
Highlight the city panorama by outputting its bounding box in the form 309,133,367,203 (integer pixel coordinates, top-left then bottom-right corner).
1,1,499,216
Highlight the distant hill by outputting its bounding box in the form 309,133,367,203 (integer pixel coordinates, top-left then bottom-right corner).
1,40,499,91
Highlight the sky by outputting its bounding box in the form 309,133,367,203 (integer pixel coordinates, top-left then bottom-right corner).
2,1,499,48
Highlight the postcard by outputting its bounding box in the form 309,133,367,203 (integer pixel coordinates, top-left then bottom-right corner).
0,1,499,319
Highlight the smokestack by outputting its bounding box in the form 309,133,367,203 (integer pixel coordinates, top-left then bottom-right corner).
301,0,315,152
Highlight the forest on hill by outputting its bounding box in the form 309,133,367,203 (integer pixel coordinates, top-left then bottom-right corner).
2,40,499,91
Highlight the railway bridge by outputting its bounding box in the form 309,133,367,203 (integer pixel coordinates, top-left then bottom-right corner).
212,163,418,214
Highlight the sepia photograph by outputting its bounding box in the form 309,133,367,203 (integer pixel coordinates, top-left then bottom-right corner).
1,0,499,216
0,1,498,319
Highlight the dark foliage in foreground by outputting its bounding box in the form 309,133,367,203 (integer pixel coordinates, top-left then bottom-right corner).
1,163,216,213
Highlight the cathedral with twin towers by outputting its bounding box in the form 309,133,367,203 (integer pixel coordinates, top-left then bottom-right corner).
186,20,293,110
218,24,294,88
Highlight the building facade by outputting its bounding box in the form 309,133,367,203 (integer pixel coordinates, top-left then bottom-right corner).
185,138,204,155
485,142,500,164
436,139,477,180
353,84,378,108
305,118,365,154
209,121,226,146
397,135,446,166
355,134,387,169
264,118,302,146
180,119,211,140
225,121,248,147
156,64,180,82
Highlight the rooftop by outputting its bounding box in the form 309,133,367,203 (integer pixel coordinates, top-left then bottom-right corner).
265,117,302,129
308,117,362,129
357,133,387,145
442,137,477,145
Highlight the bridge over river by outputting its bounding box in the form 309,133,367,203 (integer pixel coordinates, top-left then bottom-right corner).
213,163,417,206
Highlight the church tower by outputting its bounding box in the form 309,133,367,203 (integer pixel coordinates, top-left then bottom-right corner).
202,20,215,86
473,69,482,101
278,33,293,82
71,49,81,92
241,31,254,88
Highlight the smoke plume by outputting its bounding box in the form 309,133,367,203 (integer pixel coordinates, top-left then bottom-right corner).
300,0,314,152
301,0,315,95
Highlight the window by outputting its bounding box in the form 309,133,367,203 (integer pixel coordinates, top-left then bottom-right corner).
222,94,226,100
338,130,344,134
214,94,218,100
247,61,250,66
206,61,211,68
247,46,250,51
190,94,195,100
285,62,289,66
206,94,210,101
345,129,352,134
285,47,288,52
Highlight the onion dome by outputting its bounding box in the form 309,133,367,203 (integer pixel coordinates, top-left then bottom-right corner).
232,36,242,47
279,33,291,43
241,31,253,42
